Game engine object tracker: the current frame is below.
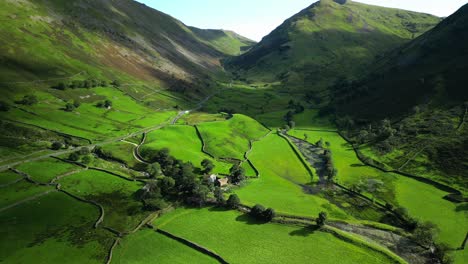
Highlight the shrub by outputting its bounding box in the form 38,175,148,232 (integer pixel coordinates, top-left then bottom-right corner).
0,101,9,111
17,95,38,106
250,204,266,218
65,103,75,112
51,142,63,150
316,211,327,227
68,152,80,161
226,194,240,209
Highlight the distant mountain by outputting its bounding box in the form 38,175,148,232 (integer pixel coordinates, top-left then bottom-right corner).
0,0,251,98
189,27,256,56
337,3,468,118
226,0,441,93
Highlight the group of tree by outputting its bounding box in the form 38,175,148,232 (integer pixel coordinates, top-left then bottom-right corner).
229,164,245,185
53,79,122,90
15,95,38,106
250,204,276,222
68,147,92,164
288,100,305,114
138,148,219,208
96,99,112,109
64,100,81,112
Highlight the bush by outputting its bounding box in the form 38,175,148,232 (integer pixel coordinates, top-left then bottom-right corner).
250,204,266,218
0,101,9,111
68,152,80,161
316,211,327,227
81,155,92,165
65,103,75,112
250,204,275,222
226,194,240,209
17,95,38,106
51,142,63,150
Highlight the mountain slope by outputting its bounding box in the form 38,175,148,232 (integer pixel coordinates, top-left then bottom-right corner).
0,0,250,99
335,4,468,195
226,0,440,93
337,3,468,118
189,27,256,56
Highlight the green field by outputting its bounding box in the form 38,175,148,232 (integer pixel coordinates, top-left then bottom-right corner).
235,133,349,219
153,207,396,264
112,229,217,264
0,191,113,264
58,170,148,232
196,114,269,159
0,180,53,209
289,129,468,251
16,158,79,183
142,125,232,174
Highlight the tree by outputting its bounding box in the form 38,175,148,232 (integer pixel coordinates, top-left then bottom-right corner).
104,100,112,108
18,95,38,106
288,120,296,129
304,134,308,141
262,208,276,221
111,80,121,87
148,162,162,178
284,111,294,123
316,138,324,148
250,204,266,218
73,100,81,108
57,82,67,90
65,103,75,112
51,142,63,150
68,152,80,162
229,165,245,184
78,147,90,155
100,80,108,87
201,159,215,174
316,211,327,227
214,187,225,205
0,101,9,112
82,155,92,165
226,194,240,209
158,176,175,195
412,222,437,247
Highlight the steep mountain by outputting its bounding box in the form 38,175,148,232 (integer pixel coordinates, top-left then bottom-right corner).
335,4,468,195
226,0,441,94
337,3,468,118
0,0,251,99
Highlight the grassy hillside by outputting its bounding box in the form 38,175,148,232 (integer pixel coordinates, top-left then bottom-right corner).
335,3,468,195
0,0,252,101
190,27,256,56
226,0,440,94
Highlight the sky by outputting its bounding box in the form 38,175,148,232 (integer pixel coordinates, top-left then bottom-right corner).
138,0,467,41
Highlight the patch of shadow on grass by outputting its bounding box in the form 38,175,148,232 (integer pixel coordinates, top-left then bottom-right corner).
208,206,230,212
235,213,267,225
455,203,468,212
289,225,320,237
350,163,366,167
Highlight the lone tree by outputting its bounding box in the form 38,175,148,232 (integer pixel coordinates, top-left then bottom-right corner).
51,142,63,150
65,103,75,112
262,208,276,221
229,165,245,184
214,187,225,205
226,194,240,209
201,159,215,174
316,211,327,227
18,95,38,106
104,100,113,108
250,204,266,218
68,152,80,162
